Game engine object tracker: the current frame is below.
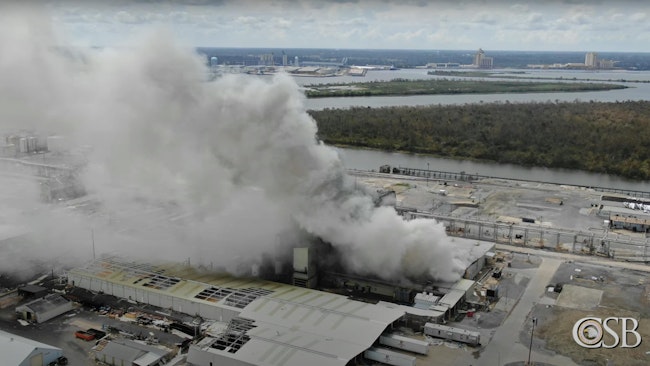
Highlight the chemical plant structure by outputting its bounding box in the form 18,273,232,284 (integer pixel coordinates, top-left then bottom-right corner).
4,134,650,366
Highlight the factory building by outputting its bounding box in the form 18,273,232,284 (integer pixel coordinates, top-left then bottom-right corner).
66,249,493,366
0,330,64,366
67,257,406,366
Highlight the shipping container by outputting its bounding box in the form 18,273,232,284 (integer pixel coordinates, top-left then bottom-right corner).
74,330,95,341
424,322,480,346
364,347,417,366
380,333,429,355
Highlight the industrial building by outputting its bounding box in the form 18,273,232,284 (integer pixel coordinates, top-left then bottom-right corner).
15,293,74,324
67,257,406,366
609,213,650,233
0,330,65,366
66,254,489,366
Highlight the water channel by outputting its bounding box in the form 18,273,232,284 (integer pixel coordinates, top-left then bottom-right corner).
298,69,650,110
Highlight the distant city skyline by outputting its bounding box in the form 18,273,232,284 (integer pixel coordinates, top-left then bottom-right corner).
36,0,650,52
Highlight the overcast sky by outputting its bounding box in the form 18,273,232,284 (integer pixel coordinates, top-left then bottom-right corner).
43,0,650,52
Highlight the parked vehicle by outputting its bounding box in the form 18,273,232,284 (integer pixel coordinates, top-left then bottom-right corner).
424,322,480,346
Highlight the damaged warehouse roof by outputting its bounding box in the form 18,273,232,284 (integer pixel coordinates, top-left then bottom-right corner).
67,257,405,366
189,291,404,366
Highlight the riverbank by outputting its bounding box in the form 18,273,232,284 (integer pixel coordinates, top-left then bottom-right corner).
312,100,650,181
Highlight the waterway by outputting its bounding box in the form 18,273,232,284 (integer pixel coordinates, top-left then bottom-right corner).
297,68,650,110
334,147,650,192
287,68,650,191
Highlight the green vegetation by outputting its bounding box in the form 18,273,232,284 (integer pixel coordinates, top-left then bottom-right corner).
309,101,650,180
304,78,626,98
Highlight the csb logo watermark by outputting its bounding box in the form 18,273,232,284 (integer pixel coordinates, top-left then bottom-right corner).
573,317,642,348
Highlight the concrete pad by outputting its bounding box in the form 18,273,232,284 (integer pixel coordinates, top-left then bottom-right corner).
555,284,602,310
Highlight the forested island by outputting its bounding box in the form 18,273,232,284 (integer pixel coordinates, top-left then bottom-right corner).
304,79,626,98
309,101,650,181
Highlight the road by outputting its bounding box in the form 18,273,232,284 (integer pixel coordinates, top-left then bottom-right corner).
458,256,577,366
496,243,650,273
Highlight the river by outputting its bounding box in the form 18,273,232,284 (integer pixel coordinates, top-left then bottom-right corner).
298,68,650,110
334,147,650,192
288,68,650,191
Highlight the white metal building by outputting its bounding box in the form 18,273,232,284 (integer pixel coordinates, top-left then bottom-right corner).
0,330,64,366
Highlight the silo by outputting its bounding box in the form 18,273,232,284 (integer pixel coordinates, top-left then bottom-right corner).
19,137,27,153
27,136,37,152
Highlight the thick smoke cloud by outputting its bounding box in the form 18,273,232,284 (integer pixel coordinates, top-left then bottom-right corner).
0,4,468,282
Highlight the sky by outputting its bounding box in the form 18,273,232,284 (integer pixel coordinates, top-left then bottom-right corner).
38,0,650,52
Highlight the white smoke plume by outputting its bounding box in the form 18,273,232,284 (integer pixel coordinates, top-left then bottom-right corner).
0,4,468,282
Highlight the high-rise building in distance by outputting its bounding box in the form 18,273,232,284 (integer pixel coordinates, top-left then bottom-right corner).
473,49,493,69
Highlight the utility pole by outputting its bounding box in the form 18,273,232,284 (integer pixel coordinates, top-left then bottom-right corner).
528,317,537,365
427,162,430,186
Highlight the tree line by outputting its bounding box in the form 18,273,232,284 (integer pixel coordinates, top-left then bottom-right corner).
309,101,650,181
305,78,625,98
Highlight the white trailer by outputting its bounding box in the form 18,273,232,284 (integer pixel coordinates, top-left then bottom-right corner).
424,322,480,346
380,333,429,355
364,347,417,366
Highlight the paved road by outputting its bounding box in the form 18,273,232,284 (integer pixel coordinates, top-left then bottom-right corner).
495,243,650,273
458,256,577,366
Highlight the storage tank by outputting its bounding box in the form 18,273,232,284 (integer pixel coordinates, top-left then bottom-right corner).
27,136,37,152
19,137,27,153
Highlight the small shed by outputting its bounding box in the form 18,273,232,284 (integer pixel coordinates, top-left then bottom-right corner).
15,294,73,323
17,285,48,299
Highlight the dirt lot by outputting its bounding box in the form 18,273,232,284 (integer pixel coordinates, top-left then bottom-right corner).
535,306,649,366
